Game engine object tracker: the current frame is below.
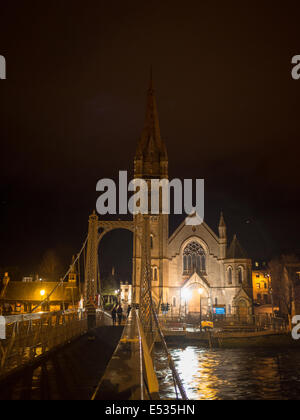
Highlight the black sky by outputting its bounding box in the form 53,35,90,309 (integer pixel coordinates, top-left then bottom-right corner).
0,1,300,280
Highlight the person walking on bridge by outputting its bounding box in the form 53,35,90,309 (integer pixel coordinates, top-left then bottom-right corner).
127,304,132,318
117,305,123,326
111,306,117,326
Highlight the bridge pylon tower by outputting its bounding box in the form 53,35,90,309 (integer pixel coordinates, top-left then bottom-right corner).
84,211,99,305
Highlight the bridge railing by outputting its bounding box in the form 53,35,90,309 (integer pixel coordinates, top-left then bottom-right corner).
135,309,160,400
0,309,108,380
91,308,187,401
91,308,159,400
148,306,188,400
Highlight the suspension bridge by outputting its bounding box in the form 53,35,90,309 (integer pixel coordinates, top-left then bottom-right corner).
0,212,188,401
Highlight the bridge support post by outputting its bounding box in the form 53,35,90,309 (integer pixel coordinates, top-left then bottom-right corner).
86,302,97,331
84,211,99,305
139,215,153,336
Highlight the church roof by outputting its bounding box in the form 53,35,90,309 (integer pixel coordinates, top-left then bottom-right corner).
227,234,248,259
135,70,168,162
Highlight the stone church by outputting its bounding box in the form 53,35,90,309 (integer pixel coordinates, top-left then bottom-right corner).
132,76,254,318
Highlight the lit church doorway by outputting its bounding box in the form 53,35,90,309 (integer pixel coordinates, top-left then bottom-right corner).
182,283,209,318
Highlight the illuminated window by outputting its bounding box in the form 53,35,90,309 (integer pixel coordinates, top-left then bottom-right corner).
238,267,243,284
228,267,233,285
256,283,260,289
152,266,158,282
150,235,154,249
183,242,206,274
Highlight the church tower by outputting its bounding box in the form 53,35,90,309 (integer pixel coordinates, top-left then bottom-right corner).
133,72,169,305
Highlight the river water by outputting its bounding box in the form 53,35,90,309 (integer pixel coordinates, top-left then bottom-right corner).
155,345,300,400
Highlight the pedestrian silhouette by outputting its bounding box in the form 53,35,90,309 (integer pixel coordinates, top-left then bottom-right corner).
111,306,117,326
117,305,123,325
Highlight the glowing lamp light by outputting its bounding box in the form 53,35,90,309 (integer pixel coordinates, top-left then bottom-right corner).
40,290,46,297
182,289,192,301
198,287,204,295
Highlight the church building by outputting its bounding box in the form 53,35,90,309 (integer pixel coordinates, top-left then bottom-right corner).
132,76,254,319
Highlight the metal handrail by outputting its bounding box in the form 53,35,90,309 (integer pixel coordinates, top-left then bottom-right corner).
135,310,160,400
150,303,189,400
0,309,108,379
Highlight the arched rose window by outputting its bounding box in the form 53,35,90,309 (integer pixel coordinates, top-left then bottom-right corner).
183,242,206,275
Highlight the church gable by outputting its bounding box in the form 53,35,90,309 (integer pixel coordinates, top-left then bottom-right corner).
168,220,220,259
232,286,253,304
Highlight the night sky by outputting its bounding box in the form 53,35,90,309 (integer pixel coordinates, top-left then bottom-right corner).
0,1,300,281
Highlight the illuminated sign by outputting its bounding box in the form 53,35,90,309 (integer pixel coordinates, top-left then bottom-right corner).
214,307,226,315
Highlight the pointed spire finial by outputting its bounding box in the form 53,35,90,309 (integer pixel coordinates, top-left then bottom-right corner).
149,65,153,91
135,68,168,163
219,211,226,228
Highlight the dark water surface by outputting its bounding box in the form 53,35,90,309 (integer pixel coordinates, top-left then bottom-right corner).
155,346,300,400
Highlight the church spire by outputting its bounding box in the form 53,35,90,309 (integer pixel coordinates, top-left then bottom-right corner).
219,211,225,226
219,211,227,259
135,70,168,178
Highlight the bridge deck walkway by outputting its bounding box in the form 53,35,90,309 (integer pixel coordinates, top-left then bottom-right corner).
0,325,123,400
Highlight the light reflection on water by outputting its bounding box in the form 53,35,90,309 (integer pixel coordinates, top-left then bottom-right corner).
154,346,300,400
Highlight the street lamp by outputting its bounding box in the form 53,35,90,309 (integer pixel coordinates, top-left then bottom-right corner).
198,287,204,332
115,289,120,304
40,290,47,312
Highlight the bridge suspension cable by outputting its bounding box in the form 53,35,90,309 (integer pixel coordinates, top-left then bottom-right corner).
139,216,188,400
30,237,88,313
